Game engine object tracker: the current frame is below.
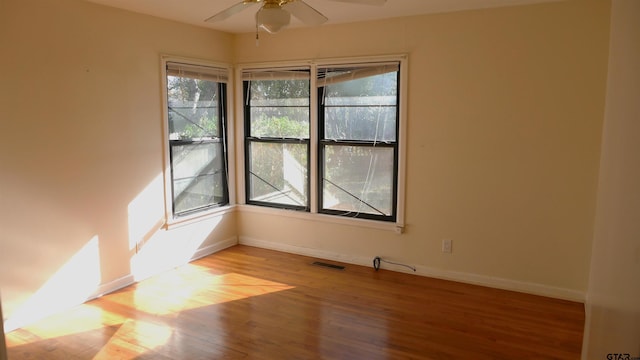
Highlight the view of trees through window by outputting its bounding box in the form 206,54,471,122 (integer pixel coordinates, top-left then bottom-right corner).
245,75,310,209
167,65,228,216
168,75,220,140
319,66,399,220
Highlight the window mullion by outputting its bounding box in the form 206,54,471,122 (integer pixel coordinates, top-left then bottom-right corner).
310,65,319,214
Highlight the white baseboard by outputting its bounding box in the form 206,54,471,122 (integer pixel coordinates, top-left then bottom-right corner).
238,236,585,302
190,236,238,261
412,264,585,302
96,236,237,296
95,236,238,297
91,274,136,299
239,236,371,266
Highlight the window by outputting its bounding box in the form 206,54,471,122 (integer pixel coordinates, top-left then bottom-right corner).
318,63,400,222
165,62,229,217
243,68,311,211
240,57,405,226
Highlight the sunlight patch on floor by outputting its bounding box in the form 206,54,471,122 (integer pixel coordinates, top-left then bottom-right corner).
6,267,295,359
93,319,172,360
7,304,124,345
108,271,295,316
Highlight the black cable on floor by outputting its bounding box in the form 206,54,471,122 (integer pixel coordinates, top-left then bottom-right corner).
373,256,416,272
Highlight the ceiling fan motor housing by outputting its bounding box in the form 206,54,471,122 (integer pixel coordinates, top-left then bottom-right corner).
256,3,291,33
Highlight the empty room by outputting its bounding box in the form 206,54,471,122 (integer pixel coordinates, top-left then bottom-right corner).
0,0,638,358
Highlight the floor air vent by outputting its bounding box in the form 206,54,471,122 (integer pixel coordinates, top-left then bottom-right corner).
311,261,345,270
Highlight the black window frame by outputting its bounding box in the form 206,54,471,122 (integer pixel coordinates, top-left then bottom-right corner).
166,63,230,218
243,72,311,212
317,65,401,222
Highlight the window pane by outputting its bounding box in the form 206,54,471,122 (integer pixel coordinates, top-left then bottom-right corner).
167,76,220,140
324,106,396,141
249,79,310,138
323,71,397,142
249,79,310,102
248,141,308,207
250,107,309,138
171,142,226,214
322,145,394,217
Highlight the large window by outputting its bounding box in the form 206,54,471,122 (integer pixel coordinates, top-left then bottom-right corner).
243,68,311,210
318,63,400,222
241,59,404,224
165,62,229,217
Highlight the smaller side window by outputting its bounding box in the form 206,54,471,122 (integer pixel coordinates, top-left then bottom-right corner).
166,62,229,217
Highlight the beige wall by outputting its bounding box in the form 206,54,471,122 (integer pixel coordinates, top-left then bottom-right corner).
0,0,237,329
234,0,610,298
583,0,640,357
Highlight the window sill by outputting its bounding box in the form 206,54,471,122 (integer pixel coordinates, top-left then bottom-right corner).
164,205,236,230
237,204,404,234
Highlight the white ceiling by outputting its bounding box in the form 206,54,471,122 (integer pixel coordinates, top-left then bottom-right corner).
84,0,561,34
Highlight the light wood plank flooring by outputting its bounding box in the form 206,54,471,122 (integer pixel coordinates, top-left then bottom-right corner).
6,245,585,359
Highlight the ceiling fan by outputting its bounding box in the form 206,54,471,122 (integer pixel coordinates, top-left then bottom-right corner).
205,0,387,34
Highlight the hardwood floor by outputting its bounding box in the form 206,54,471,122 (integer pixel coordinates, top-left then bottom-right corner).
6,245,585,359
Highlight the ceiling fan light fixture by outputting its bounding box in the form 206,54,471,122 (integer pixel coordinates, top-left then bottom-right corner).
256,6,291,34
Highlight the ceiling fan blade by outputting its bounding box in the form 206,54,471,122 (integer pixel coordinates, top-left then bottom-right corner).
205,1,258,23
325,0,386,5
282,0,328,26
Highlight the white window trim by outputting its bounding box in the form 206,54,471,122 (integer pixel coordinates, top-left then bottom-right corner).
160,55,236,228
236,54,408,232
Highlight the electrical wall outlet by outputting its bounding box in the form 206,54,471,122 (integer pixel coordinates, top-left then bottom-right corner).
442,239,452,253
